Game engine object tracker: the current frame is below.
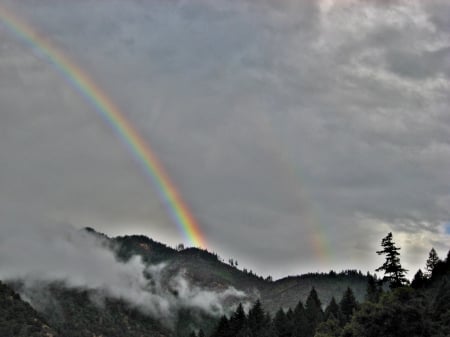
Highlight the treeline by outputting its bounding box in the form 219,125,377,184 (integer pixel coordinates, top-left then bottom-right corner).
197,285,359,337
190,232,450,337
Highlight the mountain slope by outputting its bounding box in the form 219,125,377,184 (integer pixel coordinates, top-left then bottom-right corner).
13,283,172,337
1,229,370,337
110,230,369,312
0,281,58,337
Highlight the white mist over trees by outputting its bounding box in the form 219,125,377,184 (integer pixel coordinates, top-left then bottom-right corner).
0,223,244,320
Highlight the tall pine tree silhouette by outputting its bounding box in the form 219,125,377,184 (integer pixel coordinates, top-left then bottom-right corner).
291,300,307,337
229,303,247,336
426,248,440,278
365,273,382,302
324,297,340,322
376,232,408,288
339,287,358,326
305,287,323,337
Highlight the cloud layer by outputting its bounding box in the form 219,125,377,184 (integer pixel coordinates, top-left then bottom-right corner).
0,0,449,277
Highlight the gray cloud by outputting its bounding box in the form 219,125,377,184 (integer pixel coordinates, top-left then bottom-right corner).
0,0,449,278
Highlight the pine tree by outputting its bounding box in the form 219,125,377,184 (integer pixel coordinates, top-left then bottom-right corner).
375,232,408,288
433,279,450,336
324,297,340,322
229,303,247,336
198,330,205,337
426,248,440,278
212,315,230,337
365,273,381,303
305,287,323,337
263,312,276,337
339,287,358,326
291,301,307,337
274,309,290,337
314,315,342,337
248,300,269,337
411,269,426,289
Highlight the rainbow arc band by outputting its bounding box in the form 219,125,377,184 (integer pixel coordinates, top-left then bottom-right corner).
0,5,206,249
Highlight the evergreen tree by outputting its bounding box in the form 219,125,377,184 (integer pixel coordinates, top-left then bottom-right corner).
291,300,307,337
264,312,276,337
248,300,269,337
314,315,342,337
344,287,430,337
365,274,381,303
426,248,440,278
212,315,230,337
411,269,426,289
432,280,450,336
229,303,247,336
305,288,324,337
274,309,290,337
375,232,408,288
188,332,197,337
285,308,294,335
198,329,206,337
324,297,340,322
339,287,358,326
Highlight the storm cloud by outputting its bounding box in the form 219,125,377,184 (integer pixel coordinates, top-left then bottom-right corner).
0,0,449,278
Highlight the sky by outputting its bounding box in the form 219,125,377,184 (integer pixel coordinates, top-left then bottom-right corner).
0,0,449,280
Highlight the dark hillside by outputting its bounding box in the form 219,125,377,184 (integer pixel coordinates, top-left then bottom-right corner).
0,281,58,337
13,282,172,337
104,229,369,313
262,270,367,312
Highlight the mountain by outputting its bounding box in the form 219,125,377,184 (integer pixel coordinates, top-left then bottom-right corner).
12,282,171,337
0,281,58,337
1,228,370,337
111,230,369,312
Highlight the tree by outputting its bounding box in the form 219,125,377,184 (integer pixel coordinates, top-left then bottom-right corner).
291,301,307,337
212,315,230,337
375,232,408,288
411,269,426,289
274,309,290,337
343,287,430,337
229,303,247,336
305,287,324,337
426,248,440,278
365,274,381,303
248,300,270,337
314,315,342,337
324,297,340,322
339,287,358,326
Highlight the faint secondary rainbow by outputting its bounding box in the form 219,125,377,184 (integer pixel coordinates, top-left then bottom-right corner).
0,5,206,248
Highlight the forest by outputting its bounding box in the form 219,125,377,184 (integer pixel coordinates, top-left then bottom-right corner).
1,232,450,337
194,232,450,337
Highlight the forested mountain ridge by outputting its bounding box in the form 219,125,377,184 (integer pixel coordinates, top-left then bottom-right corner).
3,229,449,337
109,229,369,313
0,228,369,337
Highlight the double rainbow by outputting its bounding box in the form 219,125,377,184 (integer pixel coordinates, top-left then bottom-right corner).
0,5,206,248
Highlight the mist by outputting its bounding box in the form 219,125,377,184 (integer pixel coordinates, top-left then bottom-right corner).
0,223,245,321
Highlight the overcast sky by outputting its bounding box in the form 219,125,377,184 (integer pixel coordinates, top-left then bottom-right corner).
1,0,449,279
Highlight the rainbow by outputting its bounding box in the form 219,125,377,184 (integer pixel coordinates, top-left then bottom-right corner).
0,5,206,248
